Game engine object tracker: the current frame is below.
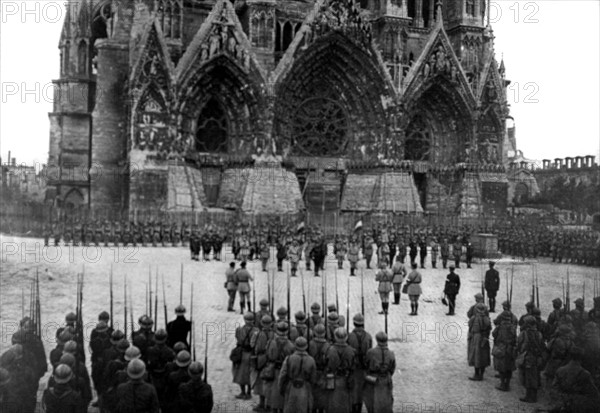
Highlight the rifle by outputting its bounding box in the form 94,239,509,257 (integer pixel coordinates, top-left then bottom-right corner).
162,274,168,330
124,276,128,337
271,270,276,319
566,268,570,313
481,265,485,301
110,264,114,330
361,268,365,317
148,267,152,320
562,279,566,307
583,280,586,309
535,266,540,309
21,288,24,321
287,265,291,339
154,267,158,328
190,283,195,361
252,270,256,316
323,265,328,336
36,271,41,337
346,276,350,330
505,269,509,304
180,263,184,305
509,264,514,305
203,324,209,383
145,282,149,317
531,265,535,305
129,282,134,341
267,270,272,319
300,267,306,315
334,267,339,314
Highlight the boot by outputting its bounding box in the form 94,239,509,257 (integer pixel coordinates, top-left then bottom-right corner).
409,303,415,315
414,303,418,315
469,368,482,381
505,377,511,391
393,293,400,305
240,303,245,314
384,302,389,314
496,377,508,391
350,268,355,277
530,388,537,402
520,389,533,403
379,304,386,315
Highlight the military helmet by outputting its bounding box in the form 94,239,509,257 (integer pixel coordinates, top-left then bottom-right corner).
327,312,339,322
375,331,388,343
259,298,269,307
334,327,348,341
59,353,76,368
243,312,255,322
124,346,141,361
295,337,308,351
353,313,364,326
117,339,131,352
310,302,321,313
154,329,168,343
127,359,146,380
63,340,77,354
175,305,186,315
98,311,110,321
54,364,73,384
276,307,288,317
173,342,188,353
188,361,204,377
261,315,273,326
176,350,192,368
111,330,125,344
313,324,326,337
65,312,77,323
141,315,154,327
11,330,25,345
275,321,289,334
96,321,109,333
295,311,306,321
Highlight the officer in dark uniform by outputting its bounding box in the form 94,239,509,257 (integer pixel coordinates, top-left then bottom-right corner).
166,305,192,349
418,237,428,269
444,266,461,316
201,231,212,261
116,360,160,413
212,231,223,261
484,261,500,312
181,222,190,247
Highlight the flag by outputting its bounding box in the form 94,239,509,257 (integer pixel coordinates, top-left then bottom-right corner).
354,220,363,232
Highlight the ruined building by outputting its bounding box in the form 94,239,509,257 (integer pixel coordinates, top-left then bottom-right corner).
48,0,511,219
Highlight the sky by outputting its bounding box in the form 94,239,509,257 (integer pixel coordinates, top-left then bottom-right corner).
0,0,599,167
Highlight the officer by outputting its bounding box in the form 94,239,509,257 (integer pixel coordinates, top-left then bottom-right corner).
444,266,461,316
146,329,176,410
325,327,356,413
225,262,237,313
348,314,372,413
259,240,270,272
484,261,500,312
310,238,326,277
430,238,439,268
201,230,212,261
440,238,450,269
278,337,317,413
453,239,462,268
212,231,223,261
167,305,192,349
116,360,160,413
42,364,84,413
334,236,347,270
234,261,253,314
391,256,407,305
397,236,407,264
177,361,214,413
364,234,374,269
132,315,155,361
363,332,395,413
375,262,393,315
288,239,301,276
465,240,474,269
164,350,192,412
405,263,423,316
408,238,418,266
418,237,428,269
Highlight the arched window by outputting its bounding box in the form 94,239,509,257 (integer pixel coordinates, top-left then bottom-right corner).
407,0,416,19
282,21,293,52
405,115,431,161
78,41,88,75
275,21,282,52
64,189,85,209
466,0,475,16
196,98,228,153
63,41,71,75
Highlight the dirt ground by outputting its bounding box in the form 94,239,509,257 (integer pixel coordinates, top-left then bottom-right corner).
1,235,598,412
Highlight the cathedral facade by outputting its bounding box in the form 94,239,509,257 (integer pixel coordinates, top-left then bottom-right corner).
48,0,510,218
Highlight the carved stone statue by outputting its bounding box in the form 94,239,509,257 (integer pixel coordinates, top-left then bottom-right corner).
209,33,220,58
227,35,237,54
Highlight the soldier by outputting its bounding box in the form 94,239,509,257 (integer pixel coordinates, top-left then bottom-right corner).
465,240,474,269
406,263,423,316
547,298,566,336
255,299,271,326
56,353,92,409
89,320,112,407
232,313,257,400
347,239,360,277
391,256,407,305
545,324,575,392
12,317,47,382
265,321,294,412
516,316,545,403
467,293,487,319
278,337,317,413
364,234,374,269
388,231,397,265
116,359,160,413
484,261,500,312
408,238,418,266
56,312,77,341
276,238,287,272
492,302,518,391
375,262,393,315
304,236,313,271
164,350,192,413
0,368,21,413
452,239,462,268
308,303,322,329
190,225,200,261
326,312,340,343
440,238,450,269
310,238,326,277
418,237,427,269
363,332,395,413
234,261,253,314
225,262,237,313
251,315,275,412
467,303,491,381
166,305,192,349
290,311,311,342
200,230,211,261
334,236,346,270
348,314,372,413
147,329,176,410
396,236,406,264
308,324,330,413
132,315,155,362
259,240,270,272
430,238,439,268
569,298,589,340
212,231,223,261
444,266,461,316
288,239,301,277
102,338,130,411
551,346,600,413
1,344,37,412
42,364,84,413
327,304,345,330
325,327,356,413
177,361,214,413
171,222,181,247
181,222,190,247
239,235,250,262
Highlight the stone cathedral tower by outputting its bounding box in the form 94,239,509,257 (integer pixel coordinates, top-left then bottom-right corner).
48,0,510,219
